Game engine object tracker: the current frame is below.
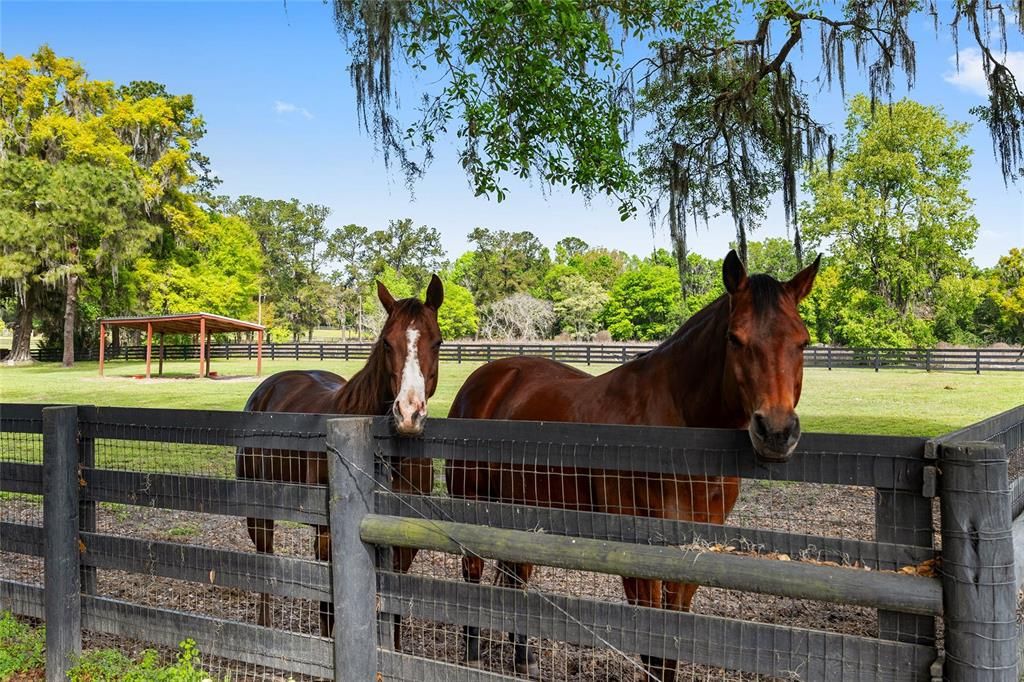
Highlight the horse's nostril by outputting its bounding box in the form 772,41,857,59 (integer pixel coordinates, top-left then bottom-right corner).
753,412,768,437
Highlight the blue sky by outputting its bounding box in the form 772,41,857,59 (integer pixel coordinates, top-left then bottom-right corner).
2,0,1021,267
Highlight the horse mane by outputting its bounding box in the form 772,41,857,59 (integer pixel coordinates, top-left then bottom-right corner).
657,274,785,350
334,298,427,415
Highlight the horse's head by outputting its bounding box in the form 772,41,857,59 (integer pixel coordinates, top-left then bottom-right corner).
722,250,820,463
377,275,444,436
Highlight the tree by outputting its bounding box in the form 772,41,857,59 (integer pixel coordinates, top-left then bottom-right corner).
552,274,608,340
983,248,1024,344
554,237,589,265
600,264,682,341
331,1,1023,286
742,238,802,281
464,228,550,305
433,280,478,339
0,47,208,363
481,294,555,340
801,96,978,327
361,218,446,290
225,196,333,341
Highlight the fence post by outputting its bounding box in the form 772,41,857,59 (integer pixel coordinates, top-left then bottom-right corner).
586,345,591,365
43,406,82,681
326,417,378,680
874,349,880,372
925,348,930,373
940,441,1016,681
457,345,462,364
976,349,981,374
78,406,96,597
827,347,832,371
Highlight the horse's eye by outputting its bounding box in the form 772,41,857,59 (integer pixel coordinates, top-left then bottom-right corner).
727,333,744,348
382,340,391,351
433,341,442,349
799,340,810,350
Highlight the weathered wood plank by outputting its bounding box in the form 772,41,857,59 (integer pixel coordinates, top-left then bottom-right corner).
362,515,943,616
43,406,82,680
0,521,43,556
327,417,378,679
0,461,43,494
377,493,934,571
379,573,935,682
81,406,333,452
79,532,329,601
81,594,332,679
378,650,515,681
0,403,48,433
940,441,1017,681
936,404,1024,445
81,468,328,524
390,419,928,489
0,580,44,619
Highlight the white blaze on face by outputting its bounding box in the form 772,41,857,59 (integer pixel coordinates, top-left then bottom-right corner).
394,326,426,432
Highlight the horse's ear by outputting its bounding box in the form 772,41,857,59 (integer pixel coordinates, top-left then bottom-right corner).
787,253,821,303
424,274,444,310
377,280,396,314
722,250,748,295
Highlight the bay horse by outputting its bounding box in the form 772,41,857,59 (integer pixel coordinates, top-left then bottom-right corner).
237,276,443,639
445,251,819,679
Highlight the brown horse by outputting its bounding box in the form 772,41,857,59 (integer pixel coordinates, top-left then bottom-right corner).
237,276,444,639
445,251,819,679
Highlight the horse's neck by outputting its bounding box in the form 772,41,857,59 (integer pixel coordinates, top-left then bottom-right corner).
333,347,393,415
628,297,746,429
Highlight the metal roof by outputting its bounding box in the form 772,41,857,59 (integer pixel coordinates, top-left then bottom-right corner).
99,313,264,335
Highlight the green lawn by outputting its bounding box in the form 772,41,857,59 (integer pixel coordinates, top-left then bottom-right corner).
1,357,1020,437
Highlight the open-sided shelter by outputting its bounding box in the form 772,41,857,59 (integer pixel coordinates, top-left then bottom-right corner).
98,313,265,378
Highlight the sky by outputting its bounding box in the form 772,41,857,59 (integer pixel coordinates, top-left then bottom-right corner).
1,0,1022,267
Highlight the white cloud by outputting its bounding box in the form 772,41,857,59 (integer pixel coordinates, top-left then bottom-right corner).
943,48,1024,97
273,100,313,119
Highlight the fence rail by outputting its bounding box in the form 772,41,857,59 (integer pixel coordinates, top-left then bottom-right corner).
24,341,1024,371
1,403,1022,680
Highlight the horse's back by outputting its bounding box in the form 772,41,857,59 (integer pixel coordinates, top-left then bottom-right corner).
238,370,347,485
244,369,347,414
449,357,591,421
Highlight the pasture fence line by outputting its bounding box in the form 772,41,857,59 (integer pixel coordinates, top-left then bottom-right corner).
23,341,1024,372
0,404,1022,680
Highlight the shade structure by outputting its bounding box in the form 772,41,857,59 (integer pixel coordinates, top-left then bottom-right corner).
98,313,265,378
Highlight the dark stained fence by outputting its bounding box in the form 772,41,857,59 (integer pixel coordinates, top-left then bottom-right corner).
0,404,1022,680
31,342,1024,372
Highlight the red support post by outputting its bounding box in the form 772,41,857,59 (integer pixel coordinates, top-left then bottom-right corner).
256,329,263,376
199,317,206,378
145,322,153,379
98,323,106,376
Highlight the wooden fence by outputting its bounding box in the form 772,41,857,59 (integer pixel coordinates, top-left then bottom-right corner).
29,342,1024,372
0,403,1022,680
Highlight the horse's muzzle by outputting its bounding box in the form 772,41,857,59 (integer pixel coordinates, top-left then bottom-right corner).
749,410,801,463
392,402,427,437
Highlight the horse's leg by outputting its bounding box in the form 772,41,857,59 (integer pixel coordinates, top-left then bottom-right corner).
390,456,431,651
461,554,486,667
315,525,333,637
499,561,539,677
622,576,673,681
246,516,275,627
655,582,700,682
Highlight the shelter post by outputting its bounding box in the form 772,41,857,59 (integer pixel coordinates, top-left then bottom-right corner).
98,323,106,376
257,329,263,376
158,332,165,376
145,322,153,379
199,317,206,377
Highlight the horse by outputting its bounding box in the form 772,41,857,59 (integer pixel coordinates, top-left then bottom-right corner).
444,251,819,680
236,276,444,640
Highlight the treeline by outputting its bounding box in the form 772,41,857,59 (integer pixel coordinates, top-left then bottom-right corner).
1,48,1021,367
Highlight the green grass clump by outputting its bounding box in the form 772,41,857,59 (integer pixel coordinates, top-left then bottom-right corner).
0,611,45,678
69,639,220,682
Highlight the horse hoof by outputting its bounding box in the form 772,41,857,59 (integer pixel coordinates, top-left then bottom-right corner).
514,661,541,678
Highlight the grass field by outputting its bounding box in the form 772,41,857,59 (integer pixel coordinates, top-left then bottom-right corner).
1,357,1020,436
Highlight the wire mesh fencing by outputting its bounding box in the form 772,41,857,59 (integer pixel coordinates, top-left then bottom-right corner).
4,404,1023,680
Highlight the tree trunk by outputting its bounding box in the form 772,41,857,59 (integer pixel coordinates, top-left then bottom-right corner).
62,272,79,367
6,284,35,364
